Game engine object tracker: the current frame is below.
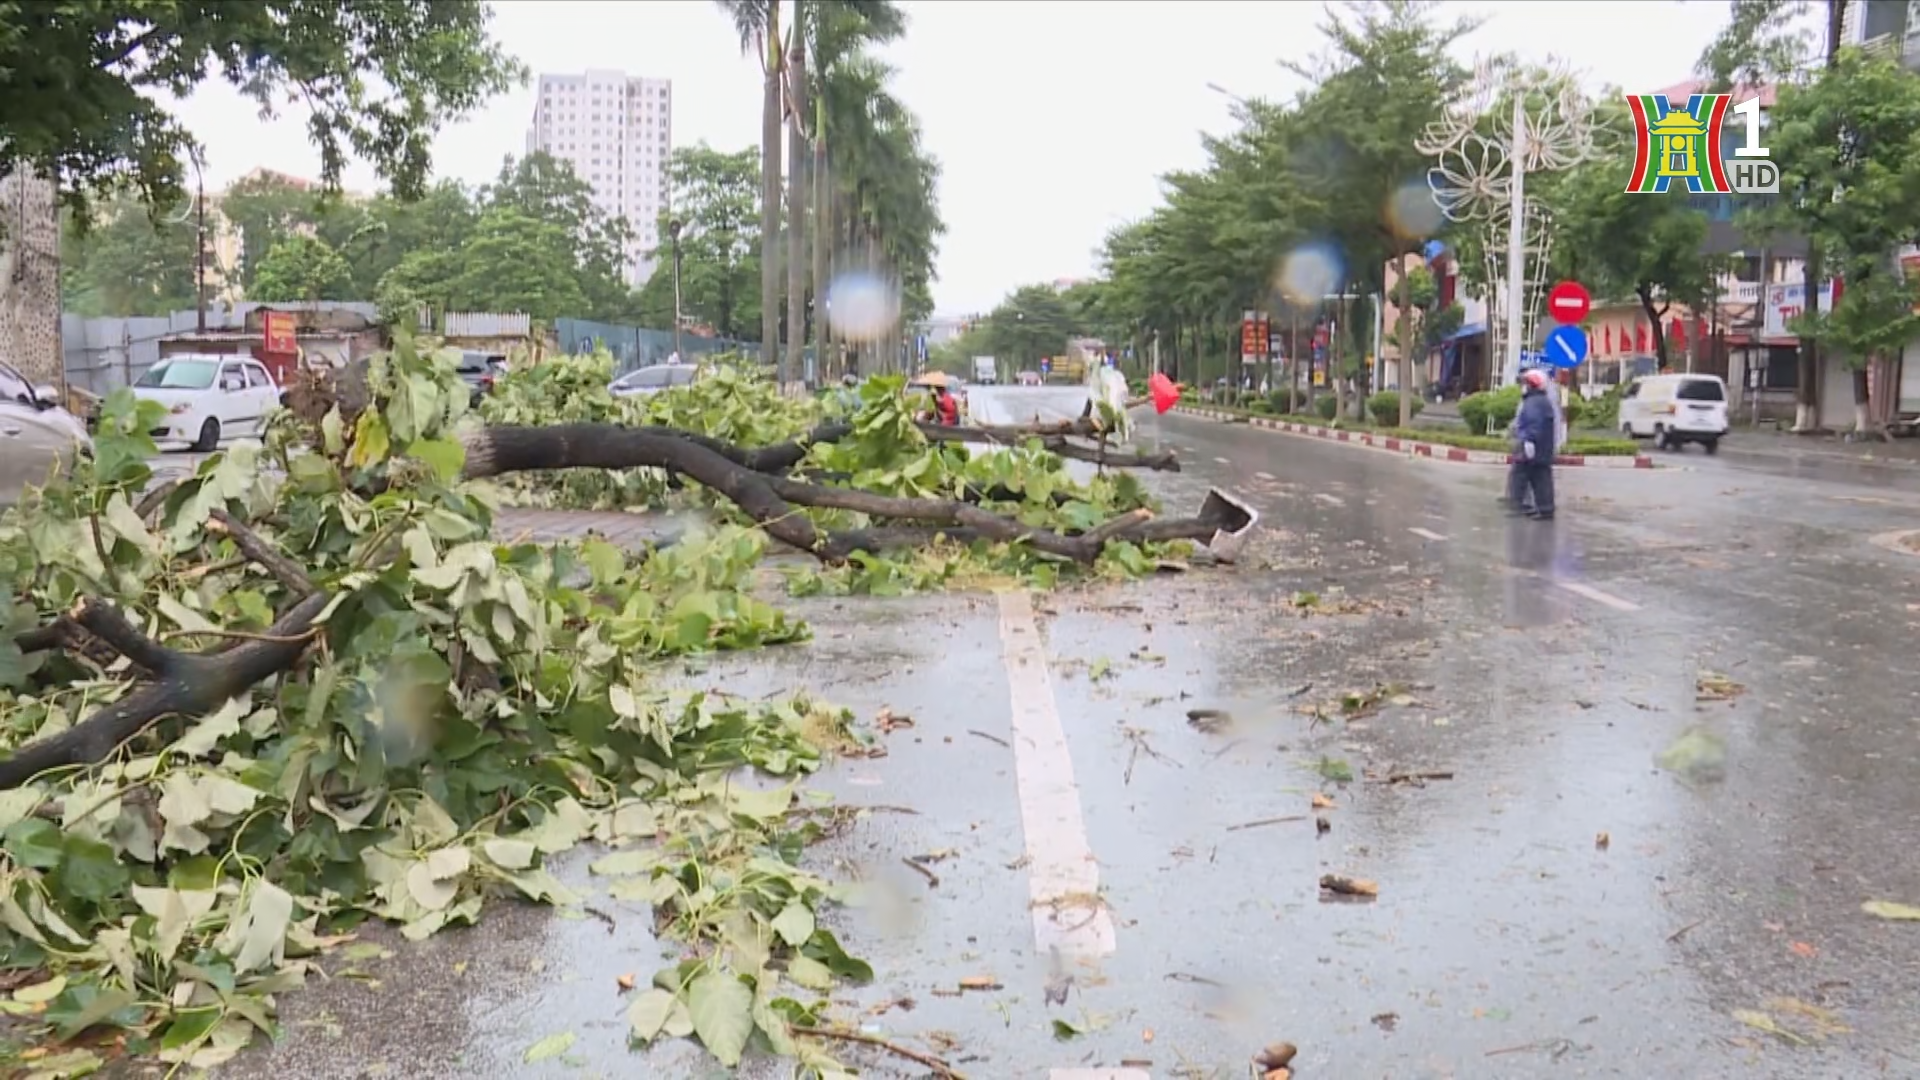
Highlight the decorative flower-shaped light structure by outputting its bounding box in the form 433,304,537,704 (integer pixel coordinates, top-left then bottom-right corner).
1418,58,1599,380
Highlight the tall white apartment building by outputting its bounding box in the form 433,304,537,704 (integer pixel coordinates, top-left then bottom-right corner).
525,70,673,286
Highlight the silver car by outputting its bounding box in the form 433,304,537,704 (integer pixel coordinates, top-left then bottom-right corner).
609,363,700,398
1,361,91,506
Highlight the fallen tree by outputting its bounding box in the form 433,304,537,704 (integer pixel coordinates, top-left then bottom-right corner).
0,343,1248,1074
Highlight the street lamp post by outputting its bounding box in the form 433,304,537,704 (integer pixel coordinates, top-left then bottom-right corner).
1419,62,1596,389
668,218,684,362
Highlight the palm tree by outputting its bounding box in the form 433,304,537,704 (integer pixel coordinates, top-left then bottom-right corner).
806,1,908,376
715,0,783,373
784,2,809,384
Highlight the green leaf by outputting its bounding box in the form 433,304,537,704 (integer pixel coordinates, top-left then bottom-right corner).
482,838,537,871
12,975,67,1005
801,928,874,983
685,970,755,1066
44,982,141,1039
3,818,67,870
770,903,814,949
321,406,346,455
224,880,294,974
173,696,248,759
785,956,833,990
100,492,159,554
406,437,466,482
349,412,392,467
53,835,132,905
627,987,677,1043
1862,899,1920,921
725,784,792,822
589,849,660,877
522,1030,576,1063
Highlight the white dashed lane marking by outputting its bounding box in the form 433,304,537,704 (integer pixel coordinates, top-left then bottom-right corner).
1408,527,1447,541
996,591,1117,958
1554,580,1641,612
1314,493,1345,507
1255,471,1276,480
1213,456,1232,465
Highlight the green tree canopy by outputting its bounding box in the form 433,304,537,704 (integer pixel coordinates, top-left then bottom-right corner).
1767,48,1920,395
636,145,764,341
250,234,354,303
0,1,521,213
60,198,199,317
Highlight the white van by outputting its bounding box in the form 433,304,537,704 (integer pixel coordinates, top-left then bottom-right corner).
1618,373,1729,453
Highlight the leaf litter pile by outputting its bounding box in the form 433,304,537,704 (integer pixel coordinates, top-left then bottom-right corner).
0,341,1225,1075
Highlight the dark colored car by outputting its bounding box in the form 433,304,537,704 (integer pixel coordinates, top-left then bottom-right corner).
455,352,509,407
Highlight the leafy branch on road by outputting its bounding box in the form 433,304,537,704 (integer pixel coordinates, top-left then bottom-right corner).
0,339,1222,1073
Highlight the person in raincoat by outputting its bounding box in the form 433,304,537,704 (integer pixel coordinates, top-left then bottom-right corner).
1500,365,1564,513
1510,368,1558,520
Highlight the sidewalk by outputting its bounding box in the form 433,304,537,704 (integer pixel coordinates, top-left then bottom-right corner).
1718,426,1920,469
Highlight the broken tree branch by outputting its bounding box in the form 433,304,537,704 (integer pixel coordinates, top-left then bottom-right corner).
0,592,332,790
66,597,182,676
207,510,315,596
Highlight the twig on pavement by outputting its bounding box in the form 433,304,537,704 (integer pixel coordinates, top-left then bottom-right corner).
791,1026,965,1078
1226,815,1307,833
900,857,940,889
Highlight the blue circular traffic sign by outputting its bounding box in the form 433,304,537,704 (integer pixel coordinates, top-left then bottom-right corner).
1543,324,1589,369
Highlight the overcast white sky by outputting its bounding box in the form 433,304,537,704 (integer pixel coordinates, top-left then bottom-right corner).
171,0,1762,317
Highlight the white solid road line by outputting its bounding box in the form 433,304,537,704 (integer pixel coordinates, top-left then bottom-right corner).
1554,580,1641,612
1314,492,1346,506
996,591,1117,958
1408,527,1448,541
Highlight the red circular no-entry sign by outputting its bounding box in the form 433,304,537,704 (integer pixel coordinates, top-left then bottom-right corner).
1547,280,1592,326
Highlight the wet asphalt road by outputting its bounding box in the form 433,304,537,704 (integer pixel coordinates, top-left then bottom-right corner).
197,390,1920,1079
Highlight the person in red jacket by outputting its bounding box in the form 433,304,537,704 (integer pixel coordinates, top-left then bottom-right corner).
932,385,960,425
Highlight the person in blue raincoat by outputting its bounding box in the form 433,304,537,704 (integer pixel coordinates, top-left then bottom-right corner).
1500,364,1565,513
1510,368,1557,520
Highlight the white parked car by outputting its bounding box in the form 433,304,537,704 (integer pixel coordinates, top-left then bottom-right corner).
609,363,701,398
135,355,281,452
1617,373,1729,453
1,360,91,507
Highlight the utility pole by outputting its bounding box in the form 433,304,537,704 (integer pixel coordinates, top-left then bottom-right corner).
193,149,208,333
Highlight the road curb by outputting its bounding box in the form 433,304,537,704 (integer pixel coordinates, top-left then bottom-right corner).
1175,407,1655,469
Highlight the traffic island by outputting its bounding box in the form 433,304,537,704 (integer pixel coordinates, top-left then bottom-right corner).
1175,406,1655,469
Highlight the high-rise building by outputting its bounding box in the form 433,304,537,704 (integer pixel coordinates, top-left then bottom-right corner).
525,70,673,286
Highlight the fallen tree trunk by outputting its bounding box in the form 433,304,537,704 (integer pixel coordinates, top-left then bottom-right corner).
639,414,1176,475
461,424,1223,562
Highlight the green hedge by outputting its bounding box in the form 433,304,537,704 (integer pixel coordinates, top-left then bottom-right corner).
1188,406,1641,456
1366,390,1424,426
1459,383,1591,433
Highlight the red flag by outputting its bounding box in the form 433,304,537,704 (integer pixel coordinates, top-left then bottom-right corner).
1603,325,1614,354
1637,325,1649,352
1670,318,1687,348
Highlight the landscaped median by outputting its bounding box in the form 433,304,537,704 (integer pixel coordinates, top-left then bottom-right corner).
1175,406,1654,468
